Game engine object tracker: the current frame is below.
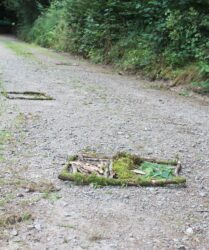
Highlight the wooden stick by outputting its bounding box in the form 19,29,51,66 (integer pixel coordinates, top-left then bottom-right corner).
71,164,78,173
1,91,54,100
175,161,182,176
80,156,109,163
108,161,115,178
140,157,178,166
131,169,146,175
71,161,102,174
59,168,186,186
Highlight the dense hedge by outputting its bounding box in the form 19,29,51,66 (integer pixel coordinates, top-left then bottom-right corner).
4,0,209,92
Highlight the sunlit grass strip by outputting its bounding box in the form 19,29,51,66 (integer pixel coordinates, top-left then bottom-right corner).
4,41,34,58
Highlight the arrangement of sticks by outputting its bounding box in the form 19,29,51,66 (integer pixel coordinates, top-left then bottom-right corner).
69,154,115,178
59,154,186,186
69,154,182,179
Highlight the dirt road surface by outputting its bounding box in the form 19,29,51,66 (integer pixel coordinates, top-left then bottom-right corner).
0,35,209,250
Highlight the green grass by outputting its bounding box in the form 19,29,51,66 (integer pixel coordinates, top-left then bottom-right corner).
0,130,11,162
0,75,7,97
42,192,62,202
0,194,15,207
21,212,32,222
179,89,190,97
0,75,10,162
4,41,34,58
0,212,32,227
192,81,209,94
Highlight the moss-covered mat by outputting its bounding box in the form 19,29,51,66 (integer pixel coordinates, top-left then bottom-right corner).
58,153,186,187
1,91,54,101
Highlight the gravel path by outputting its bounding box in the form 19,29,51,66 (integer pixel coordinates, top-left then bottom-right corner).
0,35,209,250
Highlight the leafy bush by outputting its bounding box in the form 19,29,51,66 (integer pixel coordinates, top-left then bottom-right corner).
164,8,204,67
121,42,155,70
27,1,65,47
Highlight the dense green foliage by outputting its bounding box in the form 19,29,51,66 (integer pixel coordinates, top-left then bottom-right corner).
3,0,209,92
4,0,50,26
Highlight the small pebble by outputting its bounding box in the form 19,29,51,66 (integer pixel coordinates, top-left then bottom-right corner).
178,246,187,250
199,192,207,197
185,227,194,236
11,229,18,236
27,225,35,230
34,222,42,231
17,193,24,198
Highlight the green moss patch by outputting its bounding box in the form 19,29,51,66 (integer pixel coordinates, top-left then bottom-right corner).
59,153,186,187
2,91,54,101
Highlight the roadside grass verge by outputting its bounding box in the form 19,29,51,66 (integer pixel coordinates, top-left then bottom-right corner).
4,41,34,58
0,130,11,162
